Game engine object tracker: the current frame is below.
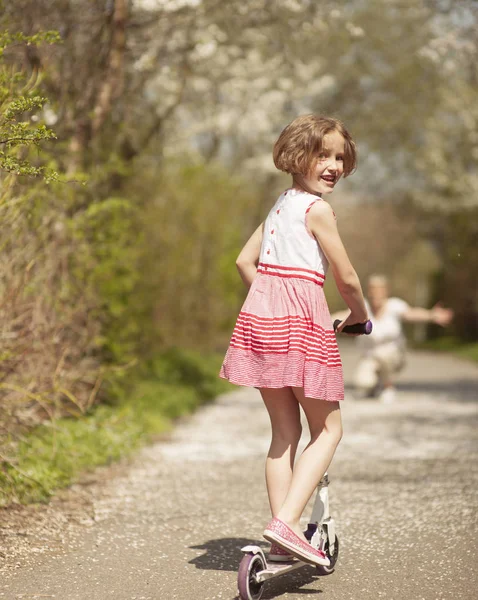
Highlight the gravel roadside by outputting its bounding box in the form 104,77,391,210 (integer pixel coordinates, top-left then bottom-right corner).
1,343,477,600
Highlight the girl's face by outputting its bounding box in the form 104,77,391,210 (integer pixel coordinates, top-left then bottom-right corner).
303,130,345,195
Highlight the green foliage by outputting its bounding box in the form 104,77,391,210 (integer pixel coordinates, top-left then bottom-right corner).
0,15,243,509
4,97,48,121
418,337,478,364
0,351,229,506
2,0,476,511
68,197,145,363
0,29,59,179
146,348,231,405
0,30,61,53
136,159,258,349
0,402,154,505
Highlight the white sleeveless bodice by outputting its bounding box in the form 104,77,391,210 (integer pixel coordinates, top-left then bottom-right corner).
258,188,329,284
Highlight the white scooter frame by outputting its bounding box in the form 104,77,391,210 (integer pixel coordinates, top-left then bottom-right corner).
237,473,339,600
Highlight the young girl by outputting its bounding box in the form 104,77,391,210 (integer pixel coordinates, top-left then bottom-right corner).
220,114,368,567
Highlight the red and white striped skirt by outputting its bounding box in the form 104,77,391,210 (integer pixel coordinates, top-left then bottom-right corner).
220,271,344,402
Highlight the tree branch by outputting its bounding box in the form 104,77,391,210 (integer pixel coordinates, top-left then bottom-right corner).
91,0,128,137
0,137,42,145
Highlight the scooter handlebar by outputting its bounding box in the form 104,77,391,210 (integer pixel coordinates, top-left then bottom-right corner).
333,319,373,335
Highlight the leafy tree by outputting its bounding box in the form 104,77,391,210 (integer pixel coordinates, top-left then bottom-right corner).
0,29,59,179
0,0,476,451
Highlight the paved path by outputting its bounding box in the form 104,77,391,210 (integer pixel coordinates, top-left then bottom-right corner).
1,343,477,600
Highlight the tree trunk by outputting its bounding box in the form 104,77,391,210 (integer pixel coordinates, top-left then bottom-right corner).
91,0,127,137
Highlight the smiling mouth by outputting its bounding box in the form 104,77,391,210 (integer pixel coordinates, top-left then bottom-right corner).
320,175,336,184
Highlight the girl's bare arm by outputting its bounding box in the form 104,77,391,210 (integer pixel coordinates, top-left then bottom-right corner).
330,309,350,322
236,223,264,288
307,202,368,328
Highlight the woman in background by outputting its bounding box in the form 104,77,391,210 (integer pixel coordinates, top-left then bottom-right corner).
335,274,453,403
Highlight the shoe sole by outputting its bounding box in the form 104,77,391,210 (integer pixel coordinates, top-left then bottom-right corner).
264,529,330,567
268,554,295,562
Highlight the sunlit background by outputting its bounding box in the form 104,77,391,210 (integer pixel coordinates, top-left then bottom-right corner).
0,0,477,503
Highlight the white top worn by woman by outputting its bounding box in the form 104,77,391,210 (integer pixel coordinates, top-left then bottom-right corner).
358,297,410,355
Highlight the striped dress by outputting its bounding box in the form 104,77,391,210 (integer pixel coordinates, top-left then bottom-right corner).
220,188,344,402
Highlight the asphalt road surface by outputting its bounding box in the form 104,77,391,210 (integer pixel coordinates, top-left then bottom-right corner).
1,342,477,600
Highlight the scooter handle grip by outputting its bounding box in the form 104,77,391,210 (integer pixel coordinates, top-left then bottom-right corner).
333,319,373,335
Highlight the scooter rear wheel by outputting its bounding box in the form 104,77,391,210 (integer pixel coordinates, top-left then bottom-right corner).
316,535,339,576
237,552,266,600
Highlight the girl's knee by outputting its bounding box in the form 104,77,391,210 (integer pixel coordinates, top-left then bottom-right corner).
334,421,344,445
329,416,343,445
271,422,302,446
310,419,343,446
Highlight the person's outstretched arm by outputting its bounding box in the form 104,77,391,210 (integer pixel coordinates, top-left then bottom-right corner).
235,223,264,288
402,303,454,326
307,201,368,331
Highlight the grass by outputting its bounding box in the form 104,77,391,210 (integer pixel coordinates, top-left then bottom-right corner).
0,350,231,507
416,336,478,363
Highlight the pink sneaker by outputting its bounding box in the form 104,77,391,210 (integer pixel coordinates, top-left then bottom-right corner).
263,518,330,567
268,543,294,562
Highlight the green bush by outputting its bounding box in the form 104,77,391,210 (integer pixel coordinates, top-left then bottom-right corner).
68,196,146,364
0,351,231,506
418,337,478,363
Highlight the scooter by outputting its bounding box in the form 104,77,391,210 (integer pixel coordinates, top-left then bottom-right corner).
237,320,372,600
237,473,339,600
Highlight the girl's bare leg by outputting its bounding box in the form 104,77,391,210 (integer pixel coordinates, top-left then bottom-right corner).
260,387,302,516
276,388,343,541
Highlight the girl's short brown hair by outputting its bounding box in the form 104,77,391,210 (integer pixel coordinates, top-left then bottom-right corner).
273,114,357,177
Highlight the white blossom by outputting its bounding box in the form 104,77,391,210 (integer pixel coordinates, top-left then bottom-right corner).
134,0,202,11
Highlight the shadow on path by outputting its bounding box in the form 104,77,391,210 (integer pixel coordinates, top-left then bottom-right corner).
190,537,324,599
345,379,478,403
261,569,324,599
397,379,478,402
189,537,265,571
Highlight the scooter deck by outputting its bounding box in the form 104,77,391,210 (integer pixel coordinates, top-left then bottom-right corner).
256,559,306,582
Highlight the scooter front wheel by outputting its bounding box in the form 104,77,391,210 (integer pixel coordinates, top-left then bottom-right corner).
316,535,339,576
237,552,266,600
